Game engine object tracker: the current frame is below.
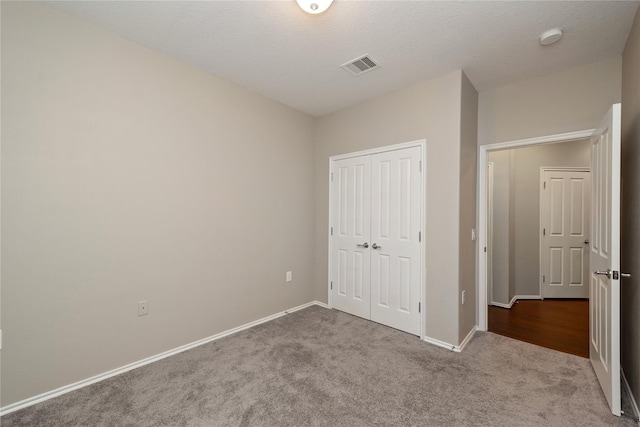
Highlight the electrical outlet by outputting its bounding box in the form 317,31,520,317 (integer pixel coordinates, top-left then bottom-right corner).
286,271,292,282
138,300,149,316
461,290,466,305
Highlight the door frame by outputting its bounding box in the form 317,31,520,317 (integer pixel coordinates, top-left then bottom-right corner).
328,139,427,339
538,167,591,299
477,130,594,331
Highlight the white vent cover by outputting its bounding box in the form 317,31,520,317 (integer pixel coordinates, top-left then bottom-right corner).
341,54,380,76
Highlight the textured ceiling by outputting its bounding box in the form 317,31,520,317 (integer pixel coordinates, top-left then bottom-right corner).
47,1,640,117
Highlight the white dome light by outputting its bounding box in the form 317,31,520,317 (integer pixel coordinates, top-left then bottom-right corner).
540,28,563,46
296,0,334,15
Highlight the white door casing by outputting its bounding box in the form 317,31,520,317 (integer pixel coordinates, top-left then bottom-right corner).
540,169,591,299
329,142,424,337
370,147,422,335
330,155,372,319
589,104,621,416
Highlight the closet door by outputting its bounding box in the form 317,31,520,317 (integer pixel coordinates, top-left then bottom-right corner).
330,155,372,319
370,147,422,335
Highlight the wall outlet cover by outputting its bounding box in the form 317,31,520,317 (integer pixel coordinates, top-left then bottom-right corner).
138,300,149,316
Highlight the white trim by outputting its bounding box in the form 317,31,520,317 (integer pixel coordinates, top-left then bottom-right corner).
329,139,426,161
477,129,594,331
328,139,427,340
622,368,640,425
515,294,541,300
0,300,328,416
420,142,427,341
491,295,518,309
539,167,590,172
423,336,459,352
423,326,476,353
328,155,334,310
313,301,330,309
457,326,477,352
482,130,594,152
490,295,541,309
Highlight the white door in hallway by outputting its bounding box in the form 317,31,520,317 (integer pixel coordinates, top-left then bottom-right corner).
330,155,372,320
541,169,591,299
330,144,423,336
589,104,621,416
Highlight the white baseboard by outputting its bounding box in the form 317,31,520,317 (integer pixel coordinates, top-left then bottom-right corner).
491,295,541,309
491,295,518,309
622,368,640,425
312,301,329,309
516,295,541,300
0,300,327,417
423,327,475,353
422,336,458,352
458,326,477,352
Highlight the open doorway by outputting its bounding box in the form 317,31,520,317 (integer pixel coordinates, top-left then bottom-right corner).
480,133,592,357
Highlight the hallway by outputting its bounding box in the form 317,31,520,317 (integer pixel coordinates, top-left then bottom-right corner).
488,299,589,358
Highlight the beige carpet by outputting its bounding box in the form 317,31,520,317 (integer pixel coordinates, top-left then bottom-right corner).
2,305,636,426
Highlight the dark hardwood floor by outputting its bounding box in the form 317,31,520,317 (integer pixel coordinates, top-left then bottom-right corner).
488,299,589,358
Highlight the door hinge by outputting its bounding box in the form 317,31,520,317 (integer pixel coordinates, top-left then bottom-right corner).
484,247,487,253
544,181,546,189
330,227,333,236
418,302,421,313
419,231,421,242
331,172,334,182
419,161,422,172
543,228,546,236
330,281,333,290
543,275,546,283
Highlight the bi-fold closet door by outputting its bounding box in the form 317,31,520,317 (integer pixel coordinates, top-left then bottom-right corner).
330,146,422,336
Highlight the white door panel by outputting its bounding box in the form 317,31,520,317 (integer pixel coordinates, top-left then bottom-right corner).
330,156,371,319
370,147,422,335
541,170,590,298
589,104,621,416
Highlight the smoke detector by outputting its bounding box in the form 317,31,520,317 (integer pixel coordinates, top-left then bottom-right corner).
540,28,563,46
341,54,380,76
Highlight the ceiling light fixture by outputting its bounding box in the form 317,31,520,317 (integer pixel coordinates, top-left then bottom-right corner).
539,28,563,46
296,0,334,15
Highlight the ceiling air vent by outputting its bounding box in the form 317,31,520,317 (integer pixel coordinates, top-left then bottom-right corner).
341,54,380,76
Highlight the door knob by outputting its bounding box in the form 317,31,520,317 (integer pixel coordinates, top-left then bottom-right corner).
584,239,590,244
594,269,612,278
372,243,381,250
357,242,369,248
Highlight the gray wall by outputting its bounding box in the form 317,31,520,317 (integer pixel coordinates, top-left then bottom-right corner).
512,140,591,297
487,150,513,305
478,56,622,147
1,2,316,406
621,6,640,411
314,70,474,346
458,72,478,341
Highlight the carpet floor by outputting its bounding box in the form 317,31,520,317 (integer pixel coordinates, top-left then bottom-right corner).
2,305,636,426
